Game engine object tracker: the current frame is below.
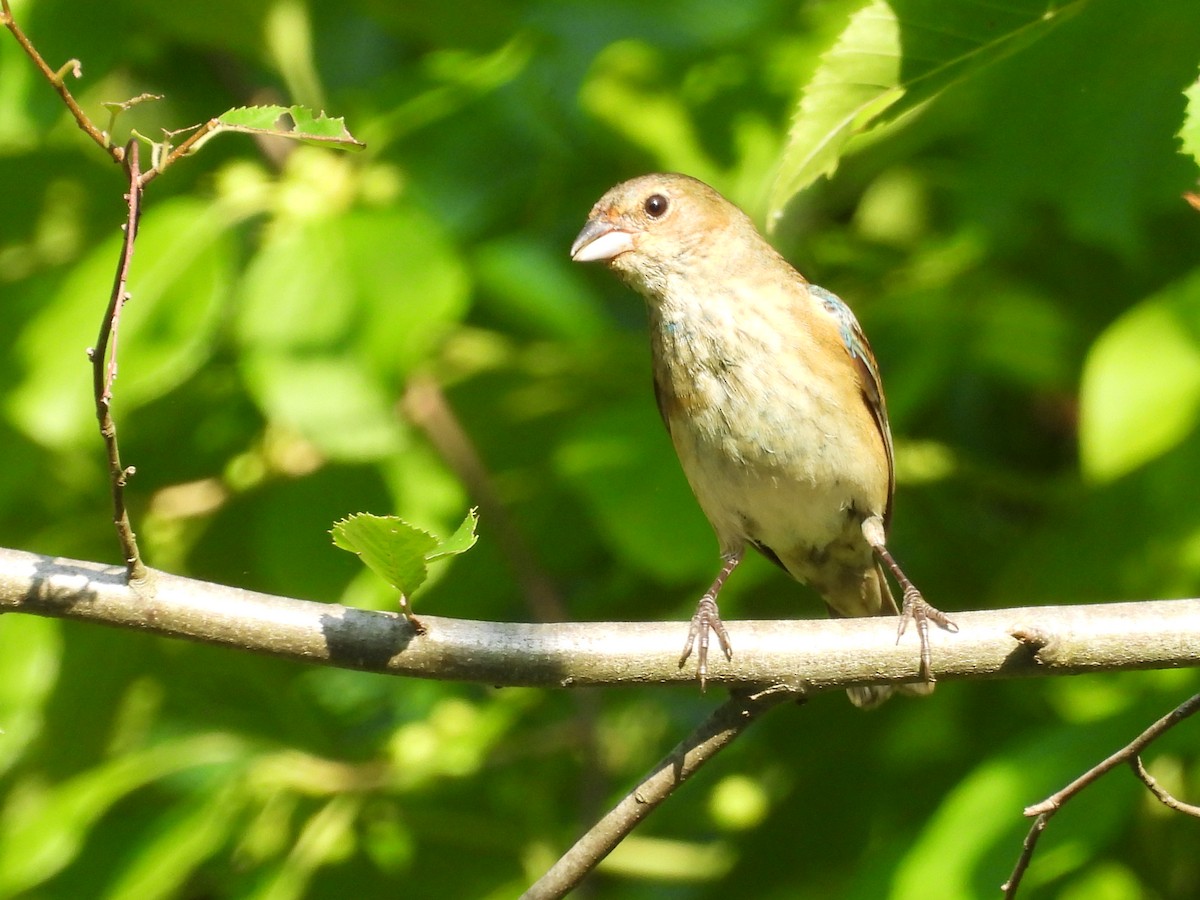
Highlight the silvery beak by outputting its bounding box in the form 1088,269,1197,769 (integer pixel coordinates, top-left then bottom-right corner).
570,218,636,262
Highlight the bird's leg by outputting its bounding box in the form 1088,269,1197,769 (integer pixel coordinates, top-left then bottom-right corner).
679,549,741,690
861,516,957,683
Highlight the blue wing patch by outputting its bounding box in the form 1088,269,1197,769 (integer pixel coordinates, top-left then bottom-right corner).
810,283,896,522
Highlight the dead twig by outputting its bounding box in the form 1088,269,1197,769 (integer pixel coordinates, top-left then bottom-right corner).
1003,692,1200,897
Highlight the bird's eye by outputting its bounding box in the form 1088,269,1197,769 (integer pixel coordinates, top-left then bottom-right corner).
644,194,669,218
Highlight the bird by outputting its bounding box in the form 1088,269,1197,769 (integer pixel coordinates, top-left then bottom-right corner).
569,173,956,706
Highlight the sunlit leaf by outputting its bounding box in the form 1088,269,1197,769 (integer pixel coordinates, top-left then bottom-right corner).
1079,270,1200,482
332,514,438,597
1182,72,1200,166
426,508,479,561
241,356,404,461
332,509,478,596
194,106,364,152
768,0,1089,224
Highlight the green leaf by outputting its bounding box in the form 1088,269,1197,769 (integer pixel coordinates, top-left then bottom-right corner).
426,508,480,561
201,105,365,151
768,0,1089,224
332,514,437,597
241,355,404,461
236,208,469,460
1079,270,1200,482
1182,72,1200,166
331,510,478,597
0,736,243,895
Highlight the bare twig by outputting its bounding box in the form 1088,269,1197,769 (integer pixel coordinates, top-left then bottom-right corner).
1130,754,1200,817
521,686,798,899
1002,692,1200,897
0,0,119,159
138,118,221,188
4,2,149,577
88,140,146,580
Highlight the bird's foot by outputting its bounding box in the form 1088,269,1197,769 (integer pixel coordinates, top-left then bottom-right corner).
896,585,958,683
679,594,732,691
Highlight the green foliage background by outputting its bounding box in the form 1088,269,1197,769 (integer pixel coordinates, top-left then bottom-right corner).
2,0,1200,896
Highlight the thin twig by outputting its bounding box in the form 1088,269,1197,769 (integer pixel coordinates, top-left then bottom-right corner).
138,118,221,188
1002,812,1049,898
1002,692,1200,897
0,0,119,160
1129,755,1200,817
89,140,146,580
521,686,798,899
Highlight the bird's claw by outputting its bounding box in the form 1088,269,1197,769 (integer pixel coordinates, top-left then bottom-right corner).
896,585,957,683
679,594,732,691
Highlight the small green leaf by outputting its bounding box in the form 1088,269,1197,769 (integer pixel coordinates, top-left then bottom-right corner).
331,510,479,598
191,105,365,153
332,514,438,597
426,508,479,561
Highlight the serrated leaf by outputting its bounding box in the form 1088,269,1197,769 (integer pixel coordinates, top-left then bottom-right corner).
1181,73,1200,166
768,0,1088,225
332,510,479,598
332,514,438,597
426,508,479,561
199,105,364,152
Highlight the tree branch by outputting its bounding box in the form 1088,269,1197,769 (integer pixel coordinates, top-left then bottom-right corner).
1003,692,1200,897
521,686,798,899
1,546,1199,690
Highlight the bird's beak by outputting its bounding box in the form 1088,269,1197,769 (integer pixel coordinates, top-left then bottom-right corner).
570,218,636,262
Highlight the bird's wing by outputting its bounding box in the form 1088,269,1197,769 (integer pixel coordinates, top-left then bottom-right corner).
808,283,896,525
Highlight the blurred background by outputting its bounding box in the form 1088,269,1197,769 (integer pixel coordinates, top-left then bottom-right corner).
1,0,1199,896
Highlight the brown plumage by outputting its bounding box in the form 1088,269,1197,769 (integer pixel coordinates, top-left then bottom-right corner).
572,173,956,706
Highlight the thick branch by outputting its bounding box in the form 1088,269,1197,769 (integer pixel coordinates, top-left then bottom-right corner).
1,547,1199,689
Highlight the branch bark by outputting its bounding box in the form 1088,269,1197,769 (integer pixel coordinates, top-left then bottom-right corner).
2,546,1199,690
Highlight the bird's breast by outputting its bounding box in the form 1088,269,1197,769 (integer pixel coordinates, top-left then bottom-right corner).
649,297,888,559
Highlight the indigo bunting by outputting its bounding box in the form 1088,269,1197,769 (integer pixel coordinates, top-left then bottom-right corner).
570,173,956,706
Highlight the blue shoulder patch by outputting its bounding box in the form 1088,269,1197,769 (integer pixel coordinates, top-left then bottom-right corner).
810,284,865,363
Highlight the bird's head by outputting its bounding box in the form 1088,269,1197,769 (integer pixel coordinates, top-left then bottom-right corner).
570,173,755,298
